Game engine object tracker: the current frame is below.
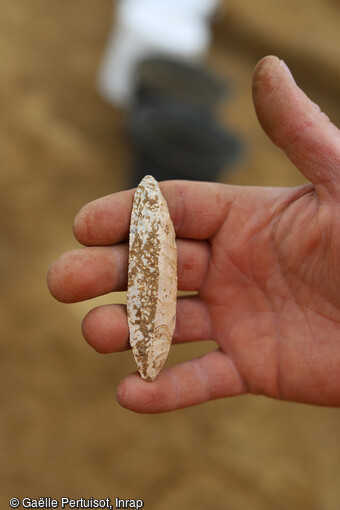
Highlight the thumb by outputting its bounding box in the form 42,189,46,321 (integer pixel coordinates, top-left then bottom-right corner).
252,55,340,202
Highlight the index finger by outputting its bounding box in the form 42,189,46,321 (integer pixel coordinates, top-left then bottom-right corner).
73,180,237,246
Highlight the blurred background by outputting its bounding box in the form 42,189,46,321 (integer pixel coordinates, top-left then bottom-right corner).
1,0,340,508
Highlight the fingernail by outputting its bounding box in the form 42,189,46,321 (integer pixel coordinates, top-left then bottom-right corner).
280,59,296,84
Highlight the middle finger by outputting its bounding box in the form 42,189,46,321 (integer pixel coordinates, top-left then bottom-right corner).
47,239,211,303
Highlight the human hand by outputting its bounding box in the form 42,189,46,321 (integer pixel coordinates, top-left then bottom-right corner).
47,56,340,412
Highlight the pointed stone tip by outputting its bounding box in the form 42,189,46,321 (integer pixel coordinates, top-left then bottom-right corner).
140,371,155,383
140,174,157,186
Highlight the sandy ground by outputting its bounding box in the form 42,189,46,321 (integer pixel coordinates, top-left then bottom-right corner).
1,0,340,508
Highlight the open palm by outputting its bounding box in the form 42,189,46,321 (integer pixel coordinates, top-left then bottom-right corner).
47,56,340,412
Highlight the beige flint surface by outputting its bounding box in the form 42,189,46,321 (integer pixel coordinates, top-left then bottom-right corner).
127,175,177,381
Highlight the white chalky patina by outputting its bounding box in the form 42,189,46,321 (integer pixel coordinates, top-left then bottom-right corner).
127,175,177,381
